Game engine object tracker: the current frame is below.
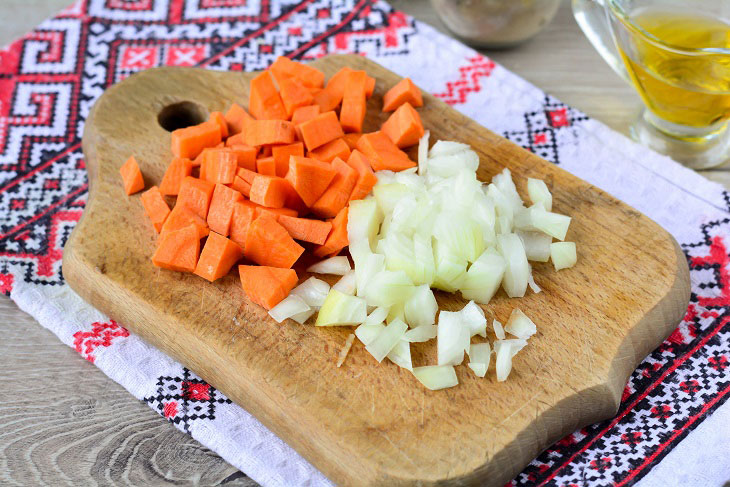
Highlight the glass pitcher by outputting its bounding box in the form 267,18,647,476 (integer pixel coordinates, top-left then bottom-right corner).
573,0,730,169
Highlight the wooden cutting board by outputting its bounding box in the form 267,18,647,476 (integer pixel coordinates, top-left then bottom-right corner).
63,55,690,486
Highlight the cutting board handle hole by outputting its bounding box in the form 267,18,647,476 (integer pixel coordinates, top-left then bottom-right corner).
157,101,208,132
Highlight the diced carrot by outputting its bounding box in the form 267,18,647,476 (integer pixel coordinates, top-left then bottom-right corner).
312,88,341,114
342,133,362,150
279,76,314,119
244,119,296,147
271,142,303,177
159,157,193,196
298,111,344,150
224,103,254,135
209,111,229,139
256,156,277,176
231,176,251,197
382,77,423,112
244,215,304,268
313,207,349,257
161,205,209,239
307,137,351,163
311,157,358,218
225,133,246,147
346,150,378,201
140,186,171,233
291,105,320,140
365,75,375,98
177,176,215,219
282,179,308,214
237,167,257,185
203,149,238,184
239,265,298,310
207,183,244,236
260,145,273,157
285,156,337,207
278,215,332,245
194,232,244,282
249,71,287,120
255,206,298,219
381,101,425,148
171,121,222,159
315,67,373,112
249,174,290,208
119,155,144,195
228,144,257,171
340,70,368,133
152,224,200,273
356,131,416,172
229,201,256,248
269,56,325,89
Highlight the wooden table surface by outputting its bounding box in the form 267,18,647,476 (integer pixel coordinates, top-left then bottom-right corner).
1,1,724,485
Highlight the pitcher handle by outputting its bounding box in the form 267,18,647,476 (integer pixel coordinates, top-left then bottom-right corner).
572,0,631,83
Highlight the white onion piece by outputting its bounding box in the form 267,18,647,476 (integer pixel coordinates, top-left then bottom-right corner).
333,270,357,295
362,270,415,307
364,306,389,325
290,277,330,308
460,249,505,304
412,365,458,390
315,290,367,326
386,302,405,323
404,284,438,328
373,182,409,214
412,232,436,285
461,300,487,337
354,252,385,298
527,178,552,211
427,151,479,178
550,241,577,270
307,256,351,276
268,295,310,323
433,212,485,263
355,323,385,345
365,318,408,362
467,342,491,377
487,183,514,222
527,270,542,294
494,338,528,358
347,198,382,248
497,233,529,298
492,168,524,215
493,319,506,340
495,340,514,382
387,338,412,371
337,334,356,367
432,241,467,292
428,140,470,158
505,309,537,338
495,215,512,235
290,308,315,324
531,206,571,241
437,311,468,366
404,324,438,342
517,230,552,262
417,130,430,176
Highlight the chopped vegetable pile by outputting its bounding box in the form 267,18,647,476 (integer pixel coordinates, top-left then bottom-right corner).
120,57,577,391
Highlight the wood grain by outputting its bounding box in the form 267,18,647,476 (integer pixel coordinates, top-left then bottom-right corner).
63,55,690,486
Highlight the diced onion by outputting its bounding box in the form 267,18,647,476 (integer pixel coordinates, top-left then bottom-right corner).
497,233,529,298
495,340,514,382
531,207,571,241
355,323,385,345
364,306,389,325
336,333,356,367
550,241,577,270
404,284,438,328
504,308,537,338
412,365,458,390
365,318,408,362
460,300,487,337
268,295,310,323
527,178,552,211
290,308,315,324
417,130,430,176
517,230,552,262
333,270,357,295
460,249,505,304
291,277,330,308
468,363,487,377
493,319,505,340
527,269,542,294
315,289,367,326
347,198,382,248
437,311,468,366
467,342,491,377
387,338,412,371
307,256,351,275
362,270,415,307
404,324,438,342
